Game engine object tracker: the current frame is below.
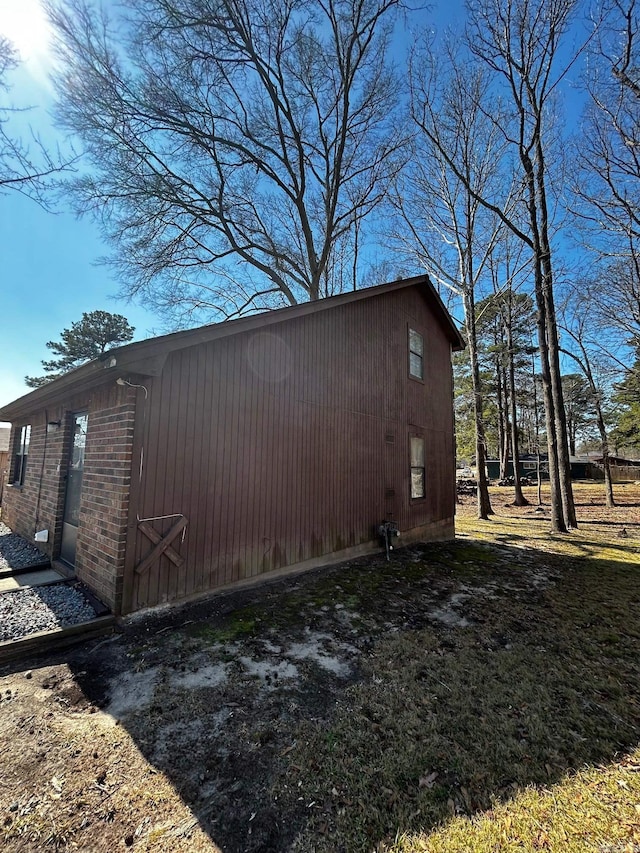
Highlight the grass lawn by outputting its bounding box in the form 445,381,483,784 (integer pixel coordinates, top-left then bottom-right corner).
284,482,640,852
1,481,639,852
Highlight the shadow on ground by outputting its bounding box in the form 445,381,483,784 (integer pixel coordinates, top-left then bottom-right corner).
3,535,640,852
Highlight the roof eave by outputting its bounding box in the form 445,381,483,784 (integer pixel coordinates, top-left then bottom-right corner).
0,359,115,421
0,275,464,420
0,349,167,422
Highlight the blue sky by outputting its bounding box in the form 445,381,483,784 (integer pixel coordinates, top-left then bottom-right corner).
0,0,587,420
0,0,160,415
0,0,458,415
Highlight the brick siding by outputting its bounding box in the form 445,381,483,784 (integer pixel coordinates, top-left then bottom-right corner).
3,414,67,550
2,384,137,614
75,391,136,612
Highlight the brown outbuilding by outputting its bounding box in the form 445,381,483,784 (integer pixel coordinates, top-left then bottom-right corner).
0,275,464,615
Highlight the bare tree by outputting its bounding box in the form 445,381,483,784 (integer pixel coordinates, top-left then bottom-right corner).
394,48,512,519
483,250,535,507
559,282,618,506
570,0,639,447
467,0,584,531
593,257,640,350
47,0,406,324
0,36,73,202
409,0,580,531
576,0,639,259
561,373,595,456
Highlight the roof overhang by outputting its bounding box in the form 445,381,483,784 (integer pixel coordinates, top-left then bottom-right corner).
0,274,464,422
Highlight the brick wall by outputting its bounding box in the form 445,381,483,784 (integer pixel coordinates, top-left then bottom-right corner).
0,451,8,503
2,411,67,554
75,388,136,613
2,383,137,614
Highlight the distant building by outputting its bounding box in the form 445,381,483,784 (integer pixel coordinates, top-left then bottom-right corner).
485,455,595,481
590,455,640,482
485,455,550,481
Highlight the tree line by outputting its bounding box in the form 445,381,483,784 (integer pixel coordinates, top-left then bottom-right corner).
1,0,638,531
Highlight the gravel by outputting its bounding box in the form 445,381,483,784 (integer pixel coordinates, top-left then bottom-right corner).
0,522,49,571
0,584,98,642
0,522,99,641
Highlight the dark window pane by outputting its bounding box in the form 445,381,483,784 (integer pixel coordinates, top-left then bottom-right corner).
64,470,83,526
13,425,31,485
409,329,424,356
410,436,424,467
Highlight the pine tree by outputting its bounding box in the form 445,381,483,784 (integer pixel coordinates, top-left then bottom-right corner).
611,343,640,453
25,311,135,388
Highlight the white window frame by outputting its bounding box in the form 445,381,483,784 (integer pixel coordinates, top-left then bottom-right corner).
410,433,426,500
13,425,31,486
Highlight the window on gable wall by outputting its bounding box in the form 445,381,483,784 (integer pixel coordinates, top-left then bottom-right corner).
13,425,31,485
410,434,425,499
408,328,424,379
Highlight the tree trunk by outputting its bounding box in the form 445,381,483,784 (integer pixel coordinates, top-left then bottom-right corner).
537,450,543,506
540,255,578,527
535,140,577,528
502,366,510,476
597,406,616,507
530,250,566,528
475,429,493,518
520,146,566,531
464,291,493,519
496,361,507,479
506,301,528,506
531,353,543,507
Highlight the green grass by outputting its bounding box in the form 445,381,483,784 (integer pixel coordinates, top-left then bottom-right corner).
275,484,640,852
185,607,260,643
389,757,640,852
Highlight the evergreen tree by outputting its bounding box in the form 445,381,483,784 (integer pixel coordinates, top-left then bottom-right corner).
561,374,597,456
611,343,640,452
25,311,135,387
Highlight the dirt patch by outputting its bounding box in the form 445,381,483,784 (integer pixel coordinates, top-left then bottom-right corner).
1,483,639,853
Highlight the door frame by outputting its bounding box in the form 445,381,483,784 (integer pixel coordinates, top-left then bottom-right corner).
59,411,89,568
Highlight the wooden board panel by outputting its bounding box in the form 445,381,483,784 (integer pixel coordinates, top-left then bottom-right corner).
130,286,456,610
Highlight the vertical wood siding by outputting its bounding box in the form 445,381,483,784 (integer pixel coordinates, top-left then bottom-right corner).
131,287,455,610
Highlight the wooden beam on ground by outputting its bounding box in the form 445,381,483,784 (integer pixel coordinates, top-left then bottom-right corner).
0,616,115,664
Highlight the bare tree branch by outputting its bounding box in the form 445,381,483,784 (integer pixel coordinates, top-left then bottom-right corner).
47,0,408,322
0,36,76,206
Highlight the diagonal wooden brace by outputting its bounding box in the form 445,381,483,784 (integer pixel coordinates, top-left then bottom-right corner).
138,521,185,569
135,516,187,576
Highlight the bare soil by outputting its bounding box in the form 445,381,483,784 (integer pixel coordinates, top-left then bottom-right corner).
1,482,639,853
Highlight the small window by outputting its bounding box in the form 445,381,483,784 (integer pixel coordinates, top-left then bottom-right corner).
410,435,425,499
13,425,31,485
409,328,424,379
522,461,536,470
